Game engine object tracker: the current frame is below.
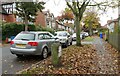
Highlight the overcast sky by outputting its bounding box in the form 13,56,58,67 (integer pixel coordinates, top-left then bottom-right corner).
41,0,118,26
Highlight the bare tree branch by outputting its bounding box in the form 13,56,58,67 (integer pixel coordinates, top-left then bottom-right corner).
73,2,78,15
76,0,80,13
66,2,76,14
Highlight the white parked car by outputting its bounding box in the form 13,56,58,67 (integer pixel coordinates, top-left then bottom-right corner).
81,32,89,37
72,33,83,41
54,31,72,47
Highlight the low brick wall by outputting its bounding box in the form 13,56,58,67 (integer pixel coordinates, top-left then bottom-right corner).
108,33,120,51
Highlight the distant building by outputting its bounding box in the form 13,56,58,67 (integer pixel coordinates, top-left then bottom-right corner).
55,17,74,33
35,11,56,29
106,19,118,33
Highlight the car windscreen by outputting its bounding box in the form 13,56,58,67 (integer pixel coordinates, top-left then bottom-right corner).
14,33,35,40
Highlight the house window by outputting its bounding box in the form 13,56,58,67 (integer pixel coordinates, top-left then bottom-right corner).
2,4,13,14
16,16,23,22
46,19,49,25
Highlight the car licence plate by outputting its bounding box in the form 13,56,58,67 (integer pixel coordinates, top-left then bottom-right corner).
16,44,26,48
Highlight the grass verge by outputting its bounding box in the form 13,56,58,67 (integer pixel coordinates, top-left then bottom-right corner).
83,36,94,41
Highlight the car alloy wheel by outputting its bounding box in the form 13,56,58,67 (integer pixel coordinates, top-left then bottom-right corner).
42,48,48,59
70,41,72,45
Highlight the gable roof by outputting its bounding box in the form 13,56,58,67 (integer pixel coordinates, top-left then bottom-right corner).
107,19,118,25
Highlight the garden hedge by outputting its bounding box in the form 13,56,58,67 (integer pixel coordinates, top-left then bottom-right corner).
1,23,54,40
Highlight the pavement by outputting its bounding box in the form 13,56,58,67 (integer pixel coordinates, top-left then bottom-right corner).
93,37,118,74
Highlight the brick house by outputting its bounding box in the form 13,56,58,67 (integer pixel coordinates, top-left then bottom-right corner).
1,2,56,29
0,2,16,22
35,11,56,29
35,11,46,27
1,2,74,32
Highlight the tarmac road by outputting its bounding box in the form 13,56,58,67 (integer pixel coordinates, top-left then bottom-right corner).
1,45,43,74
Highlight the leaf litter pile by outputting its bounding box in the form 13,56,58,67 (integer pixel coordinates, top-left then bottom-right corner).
103,42,119,74
20,43,119,74
21,45,99,74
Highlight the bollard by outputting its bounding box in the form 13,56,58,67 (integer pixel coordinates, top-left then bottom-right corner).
51,43,62,67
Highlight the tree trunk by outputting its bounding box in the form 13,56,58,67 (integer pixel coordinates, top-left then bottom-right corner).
89,21,93,36
25,15,28,31
75,15,82,46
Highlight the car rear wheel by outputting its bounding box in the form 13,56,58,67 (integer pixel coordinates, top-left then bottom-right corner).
65,41,68,47
42,47,48,59
70,41,72,45
16,54,23,58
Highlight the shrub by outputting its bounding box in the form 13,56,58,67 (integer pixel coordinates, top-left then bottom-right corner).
2,23,25,40
35,25,55,34
28,24,36,31
35,25,43,31
2,23,55,40
42,27,55,34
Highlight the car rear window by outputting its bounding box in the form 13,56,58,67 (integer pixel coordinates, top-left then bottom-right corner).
59,32,67,37
14,33,35,40
55,32,68,37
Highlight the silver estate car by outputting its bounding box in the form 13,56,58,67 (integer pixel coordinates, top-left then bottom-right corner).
10,31,59,58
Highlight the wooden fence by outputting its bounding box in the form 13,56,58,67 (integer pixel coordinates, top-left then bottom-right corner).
108,33,120,51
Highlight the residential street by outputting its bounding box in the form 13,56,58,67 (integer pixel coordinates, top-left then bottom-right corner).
17,36,119,74
1,37,119,74
1,0,119,75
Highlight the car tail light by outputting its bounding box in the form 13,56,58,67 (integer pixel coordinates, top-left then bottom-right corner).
10,41,14,45
28,42,38,46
